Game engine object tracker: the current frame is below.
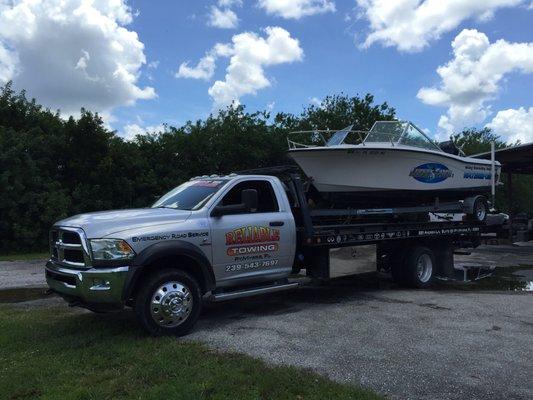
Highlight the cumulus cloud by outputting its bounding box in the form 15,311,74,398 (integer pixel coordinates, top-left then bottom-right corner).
486,107,533,144
209,27,304,109
177,27,303,109
417,29,533,136
176,54,218,80
219,0,243,6
356,0,525,52
122,123,166,141
0,0,155,118
258,0,336,19
208,6,238,29
207,0,242,29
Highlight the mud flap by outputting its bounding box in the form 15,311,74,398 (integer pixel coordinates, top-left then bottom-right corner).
306,247,330,280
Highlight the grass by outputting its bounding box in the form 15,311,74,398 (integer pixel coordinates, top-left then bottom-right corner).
0,305,381,400
0,252,49,261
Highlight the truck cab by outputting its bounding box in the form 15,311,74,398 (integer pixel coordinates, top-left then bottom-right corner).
46,174,297,335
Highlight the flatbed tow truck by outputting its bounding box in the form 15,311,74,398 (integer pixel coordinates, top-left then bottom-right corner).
45,166,504,335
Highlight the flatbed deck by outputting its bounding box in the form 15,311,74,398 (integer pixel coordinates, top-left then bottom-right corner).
303,220,483,247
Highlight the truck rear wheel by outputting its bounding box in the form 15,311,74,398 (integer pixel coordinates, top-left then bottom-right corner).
403,246,435,288
134,269,202,336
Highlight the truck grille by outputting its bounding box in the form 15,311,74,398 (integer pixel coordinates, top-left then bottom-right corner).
49,227,91,268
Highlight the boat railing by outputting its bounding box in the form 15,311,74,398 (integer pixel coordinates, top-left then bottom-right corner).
287,130,368,149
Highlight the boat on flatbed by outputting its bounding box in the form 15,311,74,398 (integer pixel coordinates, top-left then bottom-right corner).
287,121,501,206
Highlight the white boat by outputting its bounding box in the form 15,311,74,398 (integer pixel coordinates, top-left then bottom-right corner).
287,121,501,206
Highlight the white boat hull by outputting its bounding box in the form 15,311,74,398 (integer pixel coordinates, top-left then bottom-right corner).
288,145,500,198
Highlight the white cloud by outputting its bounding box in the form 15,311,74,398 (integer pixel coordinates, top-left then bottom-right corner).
208,27,304,109
122,123,166,141
486,107,533,144
177,27,303,109
176,53,218,80
219,0,243,6
207,6,238,29
258,0,336,19
356,0,525,52
0,0,155,118
417,29,533,135
176,43,233,80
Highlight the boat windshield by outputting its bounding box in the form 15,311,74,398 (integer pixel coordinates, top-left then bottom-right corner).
326,125,354,146
365,121,441,151
365,121,407,143
401,123,441,151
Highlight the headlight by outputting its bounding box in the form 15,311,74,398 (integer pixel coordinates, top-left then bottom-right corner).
89,239,135,261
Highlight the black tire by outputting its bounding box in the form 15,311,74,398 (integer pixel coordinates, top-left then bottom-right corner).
469,196,488,223
403,246,435,289
134,269,202,336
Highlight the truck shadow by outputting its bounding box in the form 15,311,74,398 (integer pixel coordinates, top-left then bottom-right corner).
199,272,401,322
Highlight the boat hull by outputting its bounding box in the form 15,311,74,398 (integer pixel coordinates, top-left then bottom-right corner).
288,146,500,202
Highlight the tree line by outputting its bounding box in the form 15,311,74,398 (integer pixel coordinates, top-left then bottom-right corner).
0,83,530,253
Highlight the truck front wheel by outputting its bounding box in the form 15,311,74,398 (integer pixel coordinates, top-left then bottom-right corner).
134,269,202,336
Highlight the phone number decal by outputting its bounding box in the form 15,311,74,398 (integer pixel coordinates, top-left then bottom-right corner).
225,259,279,272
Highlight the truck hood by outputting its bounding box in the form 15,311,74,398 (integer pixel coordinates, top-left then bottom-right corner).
55,208,192,238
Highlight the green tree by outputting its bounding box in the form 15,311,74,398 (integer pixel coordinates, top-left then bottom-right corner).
451,127,507,156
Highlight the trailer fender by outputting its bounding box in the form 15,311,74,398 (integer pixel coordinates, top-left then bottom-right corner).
462,195,486,214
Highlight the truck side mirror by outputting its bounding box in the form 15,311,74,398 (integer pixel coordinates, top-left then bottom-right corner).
241,189,258,212
211,188,259,217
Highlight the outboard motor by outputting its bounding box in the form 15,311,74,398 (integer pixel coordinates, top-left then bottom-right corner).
439,140,461,155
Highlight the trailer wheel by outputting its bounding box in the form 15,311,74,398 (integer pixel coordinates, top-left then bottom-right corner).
470,196,488,223
403,246,435,288
134,269,202,336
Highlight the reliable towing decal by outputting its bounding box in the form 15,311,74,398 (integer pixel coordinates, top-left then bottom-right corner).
225,226,280,257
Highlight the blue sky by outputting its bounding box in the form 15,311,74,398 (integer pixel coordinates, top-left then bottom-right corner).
1,1,532,142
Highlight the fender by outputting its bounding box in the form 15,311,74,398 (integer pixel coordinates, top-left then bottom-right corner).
462,195,487,215
122,240,216,300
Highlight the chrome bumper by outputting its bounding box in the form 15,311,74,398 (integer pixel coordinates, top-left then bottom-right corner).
45,260,129,304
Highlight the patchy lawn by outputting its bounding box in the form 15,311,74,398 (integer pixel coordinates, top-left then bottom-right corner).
0,305,381,400
0,252,48,261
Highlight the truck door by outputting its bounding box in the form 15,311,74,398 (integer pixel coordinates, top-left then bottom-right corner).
209,179,295,287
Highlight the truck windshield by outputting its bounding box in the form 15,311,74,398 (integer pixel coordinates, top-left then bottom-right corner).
152,179,229,210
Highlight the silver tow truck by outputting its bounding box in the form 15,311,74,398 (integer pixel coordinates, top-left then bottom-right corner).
46,168,496,335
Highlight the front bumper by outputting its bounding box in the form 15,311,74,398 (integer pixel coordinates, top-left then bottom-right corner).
45,260,130,305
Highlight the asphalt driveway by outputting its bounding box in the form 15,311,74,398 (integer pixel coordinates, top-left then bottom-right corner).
191,277,532,400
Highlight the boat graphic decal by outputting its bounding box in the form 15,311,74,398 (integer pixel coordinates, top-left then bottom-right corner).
409,163,453,183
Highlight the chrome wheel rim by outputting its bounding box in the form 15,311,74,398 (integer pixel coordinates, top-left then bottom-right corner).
416,254,433,283
475,201,486,221
150,281,193,328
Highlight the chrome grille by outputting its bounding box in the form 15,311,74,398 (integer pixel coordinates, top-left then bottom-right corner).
49,227,91,268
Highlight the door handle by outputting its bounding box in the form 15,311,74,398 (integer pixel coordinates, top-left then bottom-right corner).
269,221,284,227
